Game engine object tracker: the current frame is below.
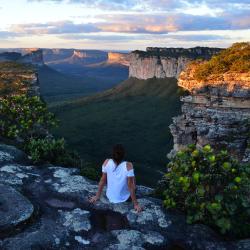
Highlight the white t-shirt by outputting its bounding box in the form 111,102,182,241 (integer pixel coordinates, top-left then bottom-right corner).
102,159,135,203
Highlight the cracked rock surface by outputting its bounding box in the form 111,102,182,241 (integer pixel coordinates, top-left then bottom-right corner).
0,143,249,250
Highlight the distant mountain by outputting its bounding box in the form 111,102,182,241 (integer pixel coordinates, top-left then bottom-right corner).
0,48,129,104
0,52,22,62
0,49,44,66
43,49,129,82
38,64,125,104
52,77,182,187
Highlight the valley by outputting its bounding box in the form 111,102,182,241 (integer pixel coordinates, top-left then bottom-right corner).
52,77,181,186
0,48,129,104
0,46,231,186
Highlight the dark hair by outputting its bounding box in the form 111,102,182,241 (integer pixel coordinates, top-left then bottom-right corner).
112,144,125,165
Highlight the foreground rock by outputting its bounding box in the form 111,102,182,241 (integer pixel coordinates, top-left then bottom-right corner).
0,144,249,249
0,184,34,234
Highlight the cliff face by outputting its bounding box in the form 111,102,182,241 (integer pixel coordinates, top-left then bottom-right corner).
43,49,108,65
169,66,250,162
0,49,44,67
0,62,40,97
18,49,44,66
129,47,222,80
107,52,130,66
0,52,22,62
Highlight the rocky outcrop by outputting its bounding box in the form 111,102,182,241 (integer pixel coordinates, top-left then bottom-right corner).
129,47,222,80
43,49,108,65
18,49,44,67
0,143,249,249
0,62,40,97
0,52,22,62
0,49,44,67
169,65,250,162
107,52,130,66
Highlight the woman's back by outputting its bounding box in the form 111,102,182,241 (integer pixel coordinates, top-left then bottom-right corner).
102,159,134,203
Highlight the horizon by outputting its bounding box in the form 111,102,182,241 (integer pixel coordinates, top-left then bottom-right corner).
0,0,249,50
0,45,227,52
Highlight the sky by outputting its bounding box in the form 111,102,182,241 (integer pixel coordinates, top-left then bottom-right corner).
0,0,249,50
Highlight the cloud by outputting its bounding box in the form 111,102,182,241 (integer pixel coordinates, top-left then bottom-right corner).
27,0,250,12
96,11,250,33
61,33,134,42
165,34,226,41
0,31,18,39
6,9,250,39
28,0,138,10
10,21,100,35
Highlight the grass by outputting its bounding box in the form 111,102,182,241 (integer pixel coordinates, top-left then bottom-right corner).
51,78,181,187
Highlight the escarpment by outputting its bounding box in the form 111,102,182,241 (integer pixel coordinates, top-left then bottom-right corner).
107,52,130,66
0,49,44,67
18,49,44,67
0,62,40,97
169,63,250,162
129,47,222,80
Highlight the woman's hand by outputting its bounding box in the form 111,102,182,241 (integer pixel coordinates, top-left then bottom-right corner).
89,195,99,204
134,203,143,213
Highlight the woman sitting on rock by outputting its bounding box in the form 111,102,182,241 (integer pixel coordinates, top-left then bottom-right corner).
89,144,143,212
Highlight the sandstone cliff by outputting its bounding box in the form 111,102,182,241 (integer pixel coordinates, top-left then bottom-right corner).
0,49,44,67
129,47,222,79
107,52,130,66
0,62,39,97
18,49,44,66
169,64,250,162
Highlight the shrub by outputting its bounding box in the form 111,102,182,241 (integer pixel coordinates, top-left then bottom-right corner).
163,144,250,238
24,137,81,167
80,162,100,181
0,94,99,180
0,95,58,141
194,42,250,81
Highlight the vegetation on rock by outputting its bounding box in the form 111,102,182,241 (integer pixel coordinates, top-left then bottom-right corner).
0,95,57,141
24,137,81,167
163,144,250,238
193,42,250,81
0,62,35,96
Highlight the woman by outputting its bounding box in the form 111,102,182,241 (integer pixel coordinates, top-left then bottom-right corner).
89,144,143,212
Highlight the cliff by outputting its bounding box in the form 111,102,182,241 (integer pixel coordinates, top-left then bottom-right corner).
107,52,130,66
0,49,44,67
18,49,44,66
0,52,22,62
169,45,250,162
0,62,39,97
129,47,222,79
44,49,108,65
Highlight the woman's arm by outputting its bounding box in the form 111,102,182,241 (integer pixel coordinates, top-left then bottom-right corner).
127,163,143,212
89,173,107,203
89,159,108,203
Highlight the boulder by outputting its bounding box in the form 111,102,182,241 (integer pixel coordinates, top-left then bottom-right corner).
0,184,34,233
